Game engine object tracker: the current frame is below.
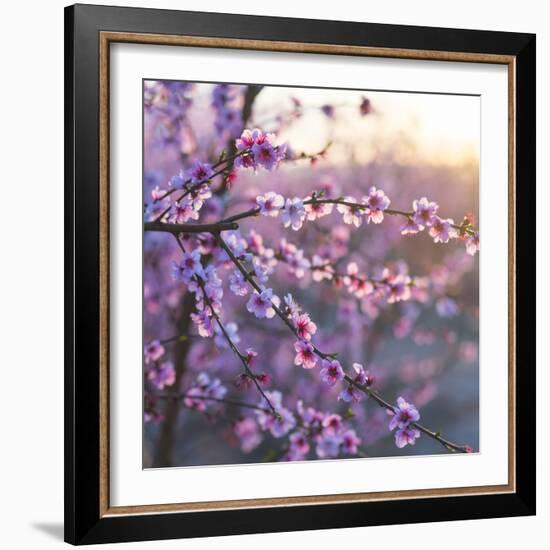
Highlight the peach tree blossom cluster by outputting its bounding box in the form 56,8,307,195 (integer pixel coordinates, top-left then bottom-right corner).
388,397,421,448
143,81,479,467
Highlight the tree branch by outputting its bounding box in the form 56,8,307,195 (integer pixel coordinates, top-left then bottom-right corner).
145,221,238,234
219,197,477,236
216,233,471,454
195,275,280,418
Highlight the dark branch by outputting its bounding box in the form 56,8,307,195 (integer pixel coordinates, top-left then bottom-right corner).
144,221,238,234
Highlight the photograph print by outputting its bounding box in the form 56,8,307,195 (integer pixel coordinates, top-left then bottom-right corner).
142,80,480,469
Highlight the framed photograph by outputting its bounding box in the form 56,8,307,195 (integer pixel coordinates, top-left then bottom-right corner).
65,3,536,545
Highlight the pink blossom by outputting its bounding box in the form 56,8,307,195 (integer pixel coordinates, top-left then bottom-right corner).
235,129,285,170
339,363,373,403
436,296,459,318
400,217,421,235
246,229,266,255
183,387,208,411
341,429,361,454
150,186,165,201
168,171,186,189
222,230,249,261
389,397,420,431
305,198,333,220
144,340,165,364
410,276,430,303
281,197,306,230
147,361,176,390
256,390,283,429
337,196,363,227
196,233,218,255
343,262,374,298
256,248,277,274
270,407,296,438
234,153,256,169
172,249,203,283
168,198,198,223
255,391,296,437
253,260,270,284
235,128,259,150
233,417,262,453
245,347,258,366
429,216,456,244
294,340,317,369
190,265,223,312
395,425,421,448
465,232,480,256
285,248,310,279
144,198,171,221
322,413,343,435
186,161,213,185
252,141,278,170
277,238,297,259
311,255,334,282
288,431,310,460
293,313,317,341
224,168,237,189
190,310,214,337
316,433,342,458
183,372,227,411
284,293,301,317
229,270,248,296
256,191,284,216
386,274,412,304
363,186,391,224
296,400,322,427
412,197,439,228
201,373,227,399
320,359,345,386
234,373,253,391
187,183,212,211
246,288,278,319
255,372,272,386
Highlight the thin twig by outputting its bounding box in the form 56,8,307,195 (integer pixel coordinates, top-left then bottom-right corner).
261,248,413,291
145,221,238,234
194,273,279,418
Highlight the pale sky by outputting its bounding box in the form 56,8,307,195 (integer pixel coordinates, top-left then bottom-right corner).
251,86,480,167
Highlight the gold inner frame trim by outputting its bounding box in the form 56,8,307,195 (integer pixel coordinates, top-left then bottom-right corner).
98,31,516,517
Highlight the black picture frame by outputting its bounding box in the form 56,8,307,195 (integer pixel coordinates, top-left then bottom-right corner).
65,3,536,545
